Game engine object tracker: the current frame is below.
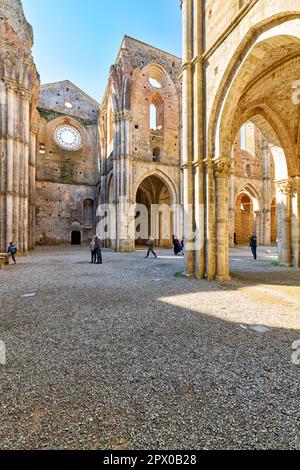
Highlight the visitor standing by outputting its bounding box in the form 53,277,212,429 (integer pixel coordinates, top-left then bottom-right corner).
90,236,97,264
95,236,103,264
249,235,257,260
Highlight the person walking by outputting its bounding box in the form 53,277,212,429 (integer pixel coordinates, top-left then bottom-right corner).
94,235,103,264
7,241,17,265
249,234,258,260
145,238,157,259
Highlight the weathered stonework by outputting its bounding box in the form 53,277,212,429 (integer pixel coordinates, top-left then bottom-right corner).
98,36,182,251
0,0,40,253
35,81,99,245
181,0,300,280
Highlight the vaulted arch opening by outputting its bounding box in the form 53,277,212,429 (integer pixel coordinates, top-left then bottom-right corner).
135,173,177,249
207,30,300,279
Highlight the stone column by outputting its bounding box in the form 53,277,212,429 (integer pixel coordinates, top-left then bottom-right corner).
111,112,119,251
29,124,38,250
228,173,235,247
193,0,204,279
291,176,300,268
6,83,15,248
181,0,194,277
0,80,7,251
214,159,232,281
204,159,216,279
117,111,134,252
276,180,293,266
22,90,31,253
262,140,271,245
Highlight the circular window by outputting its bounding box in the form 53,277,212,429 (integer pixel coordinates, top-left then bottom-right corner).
54,125,82,151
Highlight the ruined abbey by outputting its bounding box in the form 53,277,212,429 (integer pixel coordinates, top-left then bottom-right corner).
1,0,300,280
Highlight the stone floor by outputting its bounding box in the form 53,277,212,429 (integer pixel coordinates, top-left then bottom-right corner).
0,245,299,450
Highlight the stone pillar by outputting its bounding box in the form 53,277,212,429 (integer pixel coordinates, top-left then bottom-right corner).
29,125,38,250
228,173,235,247
0,80,6,251
262,140,271,245
117,111,134,252
276,180,293,266
254,210,262,245
181,0,194,277
193,0,204,279
214,159,232,281
6,83,15,247
22,90,31,253
291,176,300,268
204,159,216,280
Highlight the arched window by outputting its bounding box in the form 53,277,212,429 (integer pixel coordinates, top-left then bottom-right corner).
83,199,94,227
150,94,164,132
150,104,157,131
240,125,246,150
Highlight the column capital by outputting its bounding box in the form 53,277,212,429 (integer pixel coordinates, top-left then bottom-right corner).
120,110,133,122
213,158,232,178
180,62,193,73
276,179,297,196
19,88,32,101
203,159,214,171
5,80,18,93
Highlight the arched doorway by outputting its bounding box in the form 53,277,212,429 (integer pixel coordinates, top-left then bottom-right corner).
234,193,254,245
135,174,175,249
71,231,81,246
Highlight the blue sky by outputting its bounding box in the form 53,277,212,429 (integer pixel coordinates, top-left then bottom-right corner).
22,0,182,102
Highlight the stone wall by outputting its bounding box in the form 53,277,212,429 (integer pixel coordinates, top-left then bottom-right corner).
36,81,100,245
99,36,182,251
0,0,40,253
35,181,96,245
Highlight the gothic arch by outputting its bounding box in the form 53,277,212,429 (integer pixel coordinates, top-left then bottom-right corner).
134,170,178,206
236,183,262,213
208,17,300,165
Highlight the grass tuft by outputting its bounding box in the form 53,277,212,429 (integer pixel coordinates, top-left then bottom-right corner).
174,270,185,278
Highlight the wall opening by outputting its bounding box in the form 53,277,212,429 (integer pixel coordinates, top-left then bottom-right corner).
83,199,94,228
71,231,81,246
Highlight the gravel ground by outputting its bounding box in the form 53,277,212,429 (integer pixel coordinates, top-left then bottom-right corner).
0,245,299,450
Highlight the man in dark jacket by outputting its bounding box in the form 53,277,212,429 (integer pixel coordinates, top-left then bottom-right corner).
7,242,17,264
249,235,257,260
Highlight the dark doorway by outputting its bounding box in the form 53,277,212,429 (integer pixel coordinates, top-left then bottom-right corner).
71,231,81,245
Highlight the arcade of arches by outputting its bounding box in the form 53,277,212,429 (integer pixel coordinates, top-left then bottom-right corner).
2,0,300,283
181,0,300,280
